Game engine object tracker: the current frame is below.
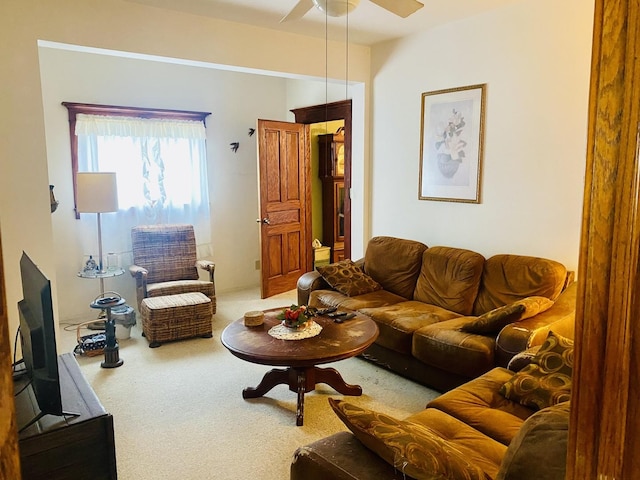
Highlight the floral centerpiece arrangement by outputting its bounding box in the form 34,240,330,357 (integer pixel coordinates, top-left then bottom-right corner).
277,304,310,329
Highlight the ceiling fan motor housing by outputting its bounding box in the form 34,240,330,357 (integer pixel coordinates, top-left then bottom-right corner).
312,0,361,17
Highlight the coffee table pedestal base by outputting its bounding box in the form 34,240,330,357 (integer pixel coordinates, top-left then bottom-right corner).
242,366,362,426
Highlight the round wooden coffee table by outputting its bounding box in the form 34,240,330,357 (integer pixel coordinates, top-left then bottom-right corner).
221,308,379,426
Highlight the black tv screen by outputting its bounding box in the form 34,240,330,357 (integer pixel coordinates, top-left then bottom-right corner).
17,252,63,421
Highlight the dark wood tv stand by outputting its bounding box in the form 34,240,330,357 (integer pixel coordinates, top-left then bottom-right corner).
14,353,117,479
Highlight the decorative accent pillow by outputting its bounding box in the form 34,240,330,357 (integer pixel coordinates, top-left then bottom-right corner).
499,331,573,410
328,398,488,480
461,296,555,334
461,303,526,334
316,260,382,297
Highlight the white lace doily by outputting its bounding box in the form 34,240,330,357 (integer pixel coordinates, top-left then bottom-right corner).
268,320,323,340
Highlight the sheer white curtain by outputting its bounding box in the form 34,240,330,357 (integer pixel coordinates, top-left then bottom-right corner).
76,114,212,263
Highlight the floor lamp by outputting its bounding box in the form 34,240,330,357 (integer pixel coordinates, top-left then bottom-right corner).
76,171,119,294
76,172,124,367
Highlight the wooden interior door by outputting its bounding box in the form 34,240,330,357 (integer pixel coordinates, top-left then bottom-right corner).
257,119,311,298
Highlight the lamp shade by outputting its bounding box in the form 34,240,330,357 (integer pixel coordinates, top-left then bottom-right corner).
312,0,360,17
76,172,119,213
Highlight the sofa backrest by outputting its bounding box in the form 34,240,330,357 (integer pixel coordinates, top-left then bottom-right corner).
363,236,428,299
473,254,568,315
413,246,485,315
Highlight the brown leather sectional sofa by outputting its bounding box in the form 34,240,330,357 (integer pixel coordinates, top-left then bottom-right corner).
291,365,570,480
292,236,575,479
297,236,576,392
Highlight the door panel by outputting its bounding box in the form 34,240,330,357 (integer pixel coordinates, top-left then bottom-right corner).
258,119,310,298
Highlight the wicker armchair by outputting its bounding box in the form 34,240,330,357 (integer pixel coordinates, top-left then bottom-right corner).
129,224,216,313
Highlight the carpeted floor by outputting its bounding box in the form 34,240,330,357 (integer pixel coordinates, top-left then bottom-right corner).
58,288,439,480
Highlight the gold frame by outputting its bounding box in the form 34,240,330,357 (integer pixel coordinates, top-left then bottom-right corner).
418,83,486,203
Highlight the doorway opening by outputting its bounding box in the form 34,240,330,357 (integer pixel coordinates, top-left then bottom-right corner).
291,100,352,262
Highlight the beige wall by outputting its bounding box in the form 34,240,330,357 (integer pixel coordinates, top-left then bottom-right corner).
369,0,594,272
0,0,371,334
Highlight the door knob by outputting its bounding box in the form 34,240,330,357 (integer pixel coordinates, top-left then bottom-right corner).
256,218,271,225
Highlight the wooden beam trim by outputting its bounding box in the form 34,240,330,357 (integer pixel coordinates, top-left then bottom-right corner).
569,1,640,478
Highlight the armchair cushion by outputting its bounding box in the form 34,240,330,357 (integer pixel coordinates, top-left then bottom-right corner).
146,280,215,299
316,260,382,297
328,399,489,480
499,331,573,410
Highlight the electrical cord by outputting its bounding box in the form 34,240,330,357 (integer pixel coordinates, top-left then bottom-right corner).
12,326,22,373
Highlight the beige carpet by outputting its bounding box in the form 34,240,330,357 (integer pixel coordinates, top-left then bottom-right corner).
58,288,439,480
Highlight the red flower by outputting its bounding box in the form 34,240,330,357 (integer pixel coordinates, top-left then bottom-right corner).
278,304,308,328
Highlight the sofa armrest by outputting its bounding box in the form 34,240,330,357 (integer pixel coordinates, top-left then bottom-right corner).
297,271,330,306
495,282,577,367
506,346,542,372
291,431,411,480
297,258,365,305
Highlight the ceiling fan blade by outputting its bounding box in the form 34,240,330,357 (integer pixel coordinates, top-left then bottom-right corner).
280,0,315,22
368,0,424,18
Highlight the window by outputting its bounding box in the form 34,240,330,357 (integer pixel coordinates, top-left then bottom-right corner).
63,102,212,258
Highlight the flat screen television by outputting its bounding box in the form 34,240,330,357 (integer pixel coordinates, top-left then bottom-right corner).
16,252,64,430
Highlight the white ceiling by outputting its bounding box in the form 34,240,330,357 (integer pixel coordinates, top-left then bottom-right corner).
126,0,520,45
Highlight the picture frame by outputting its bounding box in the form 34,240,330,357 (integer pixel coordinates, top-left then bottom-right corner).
419,83,486,203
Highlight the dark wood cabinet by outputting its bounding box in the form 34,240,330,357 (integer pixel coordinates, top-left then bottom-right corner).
15,353,117,479
318,133,345,263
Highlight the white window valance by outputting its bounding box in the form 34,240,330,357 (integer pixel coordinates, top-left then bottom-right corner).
75,114,206,140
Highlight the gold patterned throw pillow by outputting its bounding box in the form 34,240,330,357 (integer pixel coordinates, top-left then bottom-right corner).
316,260,382,297
461,296,555,334
499,331,573,410
328,398,488,480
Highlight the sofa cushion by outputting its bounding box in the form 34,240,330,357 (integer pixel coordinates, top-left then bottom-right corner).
461,296,554,334
328,399,493,480
426,367,534,446
472,254,567,315
496,402,569,480
413,246,485,315
360,301,459,355
308,289,406,311
412,317,496,378
316,259,382,296
363,236,428,300
499,331,573,410
404,407,507,479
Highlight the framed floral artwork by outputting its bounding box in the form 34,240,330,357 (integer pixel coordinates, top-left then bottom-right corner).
419,84,486,203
